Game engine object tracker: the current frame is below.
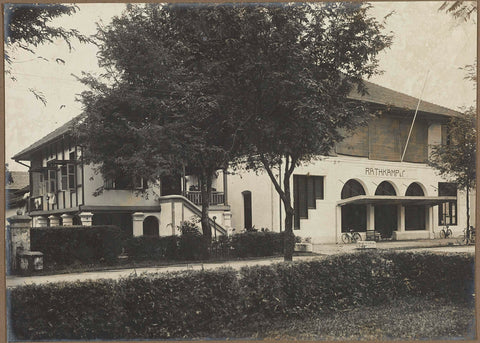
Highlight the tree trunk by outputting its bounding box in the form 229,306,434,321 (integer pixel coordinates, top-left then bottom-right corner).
259,154,297,262
199,171,213,240
466,186,470,230
282,171,295,261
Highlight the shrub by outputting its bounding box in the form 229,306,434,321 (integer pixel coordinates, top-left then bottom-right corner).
125,236,179,261
9,251,474,340
231,231,285,257
30,225,123,268
9,269,239,340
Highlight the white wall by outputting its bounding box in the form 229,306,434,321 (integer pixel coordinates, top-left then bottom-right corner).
226,154,473,243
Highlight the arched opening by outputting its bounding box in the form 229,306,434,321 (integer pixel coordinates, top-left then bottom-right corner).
374,181,397,238
143,216,159,236
341,180,366,232
242,191,252,230
405,182,426,230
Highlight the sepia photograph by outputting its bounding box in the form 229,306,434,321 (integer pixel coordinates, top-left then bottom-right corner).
4,1,476,341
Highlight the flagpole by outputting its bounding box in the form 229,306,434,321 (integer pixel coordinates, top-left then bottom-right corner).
401,70,430,163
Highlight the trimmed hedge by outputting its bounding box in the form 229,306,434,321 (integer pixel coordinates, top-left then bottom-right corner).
30,225,123,268
230,231,285,257
9,251,474,340
125,236,180,261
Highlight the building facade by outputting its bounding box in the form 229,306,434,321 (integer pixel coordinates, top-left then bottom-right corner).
11,80,474,243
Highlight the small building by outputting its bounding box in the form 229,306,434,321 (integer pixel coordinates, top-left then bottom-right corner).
11,80,473,243
5,170,29,221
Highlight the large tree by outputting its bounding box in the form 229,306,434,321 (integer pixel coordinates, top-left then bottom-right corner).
74,4,244,239
75,3,391,258
429,110,476,230
224,2,392,260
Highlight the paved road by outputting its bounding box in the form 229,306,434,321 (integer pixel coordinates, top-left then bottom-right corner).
6,239,474,288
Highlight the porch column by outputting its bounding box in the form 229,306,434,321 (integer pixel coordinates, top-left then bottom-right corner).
79,212,93,226
132,212,145,237
48,215,60,227
61,214,73,226
223,211,232,233
366,204,375,231
223,169,228,205
427,206,434,238
397,205,405,232
35,216,48,227
336,205,342,243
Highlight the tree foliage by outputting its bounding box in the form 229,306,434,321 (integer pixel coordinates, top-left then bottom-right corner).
439,1,477,21
429,109,476,228
4,4,90,62
75,3,392,255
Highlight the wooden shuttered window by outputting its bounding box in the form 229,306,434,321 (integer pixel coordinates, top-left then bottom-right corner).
368,116,428,163
294,175,324,229
336,125,369,157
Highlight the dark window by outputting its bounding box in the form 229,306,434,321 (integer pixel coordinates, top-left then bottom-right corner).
375,181,396,196
294,175,324,229
242,191,252,230
48,170,57,193
341,179,365,199
438,182,457,225
104,175,145,190
405,183,424,196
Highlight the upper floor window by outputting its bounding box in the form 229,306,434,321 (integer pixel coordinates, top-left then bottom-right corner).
60,164,76,190
105,175,145,190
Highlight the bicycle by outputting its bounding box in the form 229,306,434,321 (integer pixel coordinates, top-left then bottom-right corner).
341,230,362,244
456,226,476,245
439,225,452,239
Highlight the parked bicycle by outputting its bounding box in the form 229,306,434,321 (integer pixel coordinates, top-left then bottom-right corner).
341,229,362,244
439,225,452,239
456,226,476,245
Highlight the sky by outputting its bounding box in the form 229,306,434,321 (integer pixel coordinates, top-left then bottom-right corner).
5,2,477,171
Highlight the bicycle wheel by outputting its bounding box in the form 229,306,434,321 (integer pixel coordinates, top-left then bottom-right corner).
446,228,452,238
341,234,350,244
353,232,362,243
440,230,446,239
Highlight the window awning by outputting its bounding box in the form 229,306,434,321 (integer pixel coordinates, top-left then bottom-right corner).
337,195,457,207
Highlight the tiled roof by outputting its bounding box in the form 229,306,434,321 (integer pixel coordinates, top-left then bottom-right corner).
6,171,29,190
12,81,461,161
348,79,461,117
12,116,80,161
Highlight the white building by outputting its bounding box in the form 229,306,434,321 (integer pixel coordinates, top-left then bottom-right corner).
11,80,473,243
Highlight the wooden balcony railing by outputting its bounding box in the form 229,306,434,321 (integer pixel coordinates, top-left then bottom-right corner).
186,191,225,206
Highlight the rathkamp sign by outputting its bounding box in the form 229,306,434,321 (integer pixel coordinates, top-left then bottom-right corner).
365,168,406,178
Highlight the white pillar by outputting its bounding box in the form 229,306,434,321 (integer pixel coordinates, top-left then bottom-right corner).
397,205,405,232
132,212,145,237
427,206,434,239
366,204,375,231
223,211,232,234
335,205,342,243
79,212,94,226
35,216,48,227
61,214,73,226
48,215,60,227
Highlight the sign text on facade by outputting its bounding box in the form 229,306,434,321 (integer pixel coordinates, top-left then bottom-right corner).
365,167,406,178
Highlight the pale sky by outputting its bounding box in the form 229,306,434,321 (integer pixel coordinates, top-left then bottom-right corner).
5,2,477,171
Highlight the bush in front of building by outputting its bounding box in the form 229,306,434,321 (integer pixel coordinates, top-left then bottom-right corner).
9,269,240,340
230,231,285,257
30,225,123,268
9,251,473,340
124,236,180,261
